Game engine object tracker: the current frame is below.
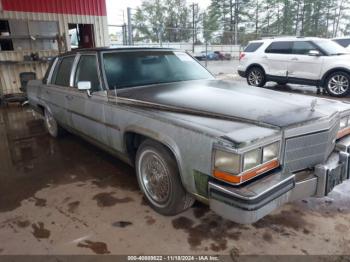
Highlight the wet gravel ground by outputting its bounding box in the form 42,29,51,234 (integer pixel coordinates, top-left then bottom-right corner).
0,77,350,255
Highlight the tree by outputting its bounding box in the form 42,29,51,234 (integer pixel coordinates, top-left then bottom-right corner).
133,0,192,43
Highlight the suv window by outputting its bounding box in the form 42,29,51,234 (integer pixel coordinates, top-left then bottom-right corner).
265,41,292,54
52,56,75,86
292,41,317,55
334,39,350,48
74,55,101,92
244,42,263,52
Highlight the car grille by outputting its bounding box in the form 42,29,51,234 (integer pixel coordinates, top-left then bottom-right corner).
284,123,338,172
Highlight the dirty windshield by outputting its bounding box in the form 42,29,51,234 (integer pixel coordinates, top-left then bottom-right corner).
103,51,214,89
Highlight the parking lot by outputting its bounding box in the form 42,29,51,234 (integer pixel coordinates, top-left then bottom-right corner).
1,61,350,256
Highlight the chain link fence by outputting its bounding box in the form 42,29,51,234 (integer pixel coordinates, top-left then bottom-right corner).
109,25,260,59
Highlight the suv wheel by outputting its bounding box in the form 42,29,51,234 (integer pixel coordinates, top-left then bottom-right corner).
135,139,194,215
246,67,266,87
324,71,350,97
44,108,65,138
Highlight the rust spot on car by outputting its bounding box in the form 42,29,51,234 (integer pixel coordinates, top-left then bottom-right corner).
112,221,133,228
77,240,110,254
32,222,50,239
67,201,80,213
92,192,133,207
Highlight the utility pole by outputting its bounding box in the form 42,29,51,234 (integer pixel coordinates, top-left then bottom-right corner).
127,7,133,45
234,0,239,45
122,23,127,45
191,3,198,53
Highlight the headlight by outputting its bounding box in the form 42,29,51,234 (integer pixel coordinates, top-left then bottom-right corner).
337,116,350,139
263,142,279,162
214,150,240,174
243,149,261,171
213,142,280,185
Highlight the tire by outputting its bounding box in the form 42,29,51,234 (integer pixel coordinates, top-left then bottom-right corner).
44,108,65,138
135,139,195,216
324,71,350,97
246,67,266,87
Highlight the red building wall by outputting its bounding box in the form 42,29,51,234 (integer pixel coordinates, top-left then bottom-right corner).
1,0,107,16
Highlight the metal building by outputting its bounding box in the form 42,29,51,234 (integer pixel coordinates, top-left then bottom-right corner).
0,0,109,97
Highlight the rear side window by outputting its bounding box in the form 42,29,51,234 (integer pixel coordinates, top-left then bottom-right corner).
292,41,317,55
265,41,292,54
244,43,263,52
52,56,75,86
74,55,101,92
334,39,350,48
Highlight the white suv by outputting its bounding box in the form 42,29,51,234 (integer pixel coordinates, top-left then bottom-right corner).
333,37,350,51
238,37,350,97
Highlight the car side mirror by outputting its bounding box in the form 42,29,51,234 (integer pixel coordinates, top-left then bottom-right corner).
77,81,91,96
309,50,321,57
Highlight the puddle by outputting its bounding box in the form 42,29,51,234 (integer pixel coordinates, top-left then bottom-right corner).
32,222,50,239
33,197,47,207
93,192,133,207
145,215,156,225
172,213,244,251
0,107,138,212
67,201,80,213
16,220,30,228
112,221,133,228
77,240,110,254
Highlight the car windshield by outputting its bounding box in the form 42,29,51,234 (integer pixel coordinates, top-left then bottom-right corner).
103,50,214,89
314,39,349,55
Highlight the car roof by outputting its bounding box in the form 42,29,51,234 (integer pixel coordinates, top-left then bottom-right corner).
249,36,326,44
333,36,350,40
59,46,180,57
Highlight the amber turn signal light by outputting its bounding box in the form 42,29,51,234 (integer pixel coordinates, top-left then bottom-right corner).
213,159,280,185
337,127,350,139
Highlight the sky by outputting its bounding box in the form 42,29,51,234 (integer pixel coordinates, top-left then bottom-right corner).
106,0,211,25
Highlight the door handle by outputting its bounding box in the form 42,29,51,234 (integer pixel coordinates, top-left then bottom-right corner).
291,57,298,61
262,55,268,59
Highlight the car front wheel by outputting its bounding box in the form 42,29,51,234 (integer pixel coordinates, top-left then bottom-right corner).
325,72,350,97
135,139,194,215
246,67,266,87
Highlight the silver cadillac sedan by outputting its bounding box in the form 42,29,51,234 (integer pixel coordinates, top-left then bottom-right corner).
27,47,350,224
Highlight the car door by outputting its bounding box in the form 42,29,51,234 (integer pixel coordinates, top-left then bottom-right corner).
264,41,293,79
66,53,109,145
288,41,325,81
44,55,76,126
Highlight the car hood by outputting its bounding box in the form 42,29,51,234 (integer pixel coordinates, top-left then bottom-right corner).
115,80,349,129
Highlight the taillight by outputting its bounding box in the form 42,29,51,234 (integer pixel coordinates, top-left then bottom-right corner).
239,52,245,61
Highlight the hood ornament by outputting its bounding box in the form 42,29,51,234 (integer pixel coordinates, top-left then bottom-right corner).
310,99,317,112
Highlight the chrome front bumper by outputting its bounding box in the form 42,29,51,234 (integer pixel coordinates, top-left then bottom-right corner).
209,137,350,224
